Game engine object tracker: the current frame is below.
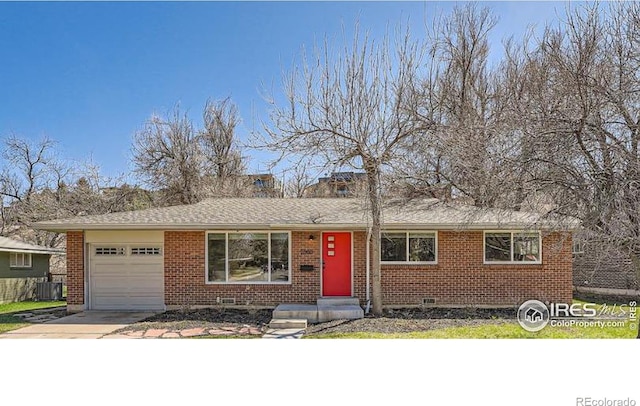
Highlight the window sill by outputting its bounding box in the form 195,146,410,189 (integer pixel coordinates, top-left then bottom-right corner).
483,261,542,265
381,261,438,266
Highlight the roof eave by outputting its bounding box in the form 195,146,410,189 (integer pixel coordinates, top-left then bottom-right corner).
0,247,65,255
33,221,579,232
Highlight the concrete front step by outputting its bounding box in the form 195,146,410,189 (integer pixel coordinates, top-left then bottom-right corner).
273,300,364,324
269,318,308,329
273,304,319,323
317,297,361,306
316,304,364,322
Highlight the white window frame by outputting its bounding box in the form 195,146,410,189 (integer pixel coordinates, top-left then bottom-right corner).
380,231,438,265
10,252,32,268
483,230,542,265
205,231,292,285
572,240,585,255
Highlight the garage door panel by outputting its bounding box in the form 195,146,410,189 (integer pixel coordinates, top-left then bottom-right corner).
90,243,164,311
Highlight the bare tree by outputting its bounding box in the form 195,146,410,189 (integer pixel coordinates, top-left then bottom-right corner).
1,135,151,248
0,136,67,247
132,107,203,205
132,100,249,203
257,26,431,314
283,164,314,198
200,98,247,196
491,2,640,337
397,5,534,209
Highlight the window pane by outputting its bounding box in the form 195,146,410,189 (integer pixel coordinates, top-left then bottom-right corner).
485,233,512,262
207,234,226,282
514,234,540,262
381,233,407,261
24,254,31,267
409,233,436,262
10,253,17,267
228,233,268,282
270,233,289,282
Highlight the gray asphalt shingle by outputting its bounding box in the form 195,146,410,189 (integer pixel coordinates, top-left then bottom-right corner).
33,198,578,231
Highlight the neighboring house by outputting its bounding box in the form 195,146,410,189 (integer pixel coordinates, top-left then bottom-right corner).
304,172,367,198
572,238,639,290
34,198,576,313
0,236,64,304
245,174,283,198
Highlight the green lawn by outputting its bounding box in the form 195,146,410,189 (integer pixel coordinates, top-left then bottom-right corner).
0,301,66,334
305,299,638,339
304,322,637,339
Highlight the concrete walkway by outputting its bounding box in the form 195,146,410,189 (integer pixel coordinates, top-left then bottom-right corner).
1,310,305,339
0,311,155,339
262,328,305,339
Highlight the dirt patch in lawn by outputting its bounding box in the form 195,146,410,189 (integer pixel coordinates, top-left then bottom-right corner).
306,307,516,335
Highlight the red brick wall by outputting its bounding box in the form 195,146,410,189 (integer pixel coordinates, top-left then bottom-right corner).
164,231,322,306
67,229,573,309
66,231,84,306
361,231,573,306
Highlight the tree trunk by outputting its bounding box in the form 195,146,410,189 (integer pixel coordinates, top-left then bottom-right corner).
366,162,383,316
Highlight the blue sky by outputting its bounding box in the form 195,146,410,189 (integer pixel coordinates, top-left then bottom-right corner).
0,1,568,181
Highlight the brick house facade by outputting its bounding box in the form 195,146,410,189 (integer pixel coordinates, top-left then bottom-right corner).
63,224,573,311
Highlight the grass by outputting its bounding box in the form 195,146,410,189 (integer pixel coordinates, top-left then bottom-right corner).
0,301,66,334
305,298,638,339
304,322,636,339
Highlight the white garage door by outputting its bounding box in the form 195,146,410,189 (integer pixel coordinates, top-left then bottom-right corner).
89,244,164,310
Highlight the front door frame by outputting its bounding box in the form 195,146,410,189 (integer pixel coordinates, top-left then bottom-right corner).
320,231,354,297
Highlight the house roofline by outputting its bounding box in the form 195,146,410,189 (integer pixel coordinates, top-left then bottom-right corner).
0,247,65,255
33,221,578,233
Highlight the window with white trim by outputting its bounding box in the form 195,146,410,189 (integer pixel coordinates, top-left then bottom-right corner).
381,231,437,263
484,231,541,263
10,252,32,268
207,232,290,283
572,240,585,255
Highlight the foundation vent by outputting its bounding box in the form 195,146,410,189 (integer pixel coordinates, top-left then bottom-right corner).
422,297,437,305
220,297,236,305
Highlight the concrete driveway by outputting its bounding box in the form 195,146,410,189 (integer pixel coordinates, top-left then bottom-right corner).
0,311,156,339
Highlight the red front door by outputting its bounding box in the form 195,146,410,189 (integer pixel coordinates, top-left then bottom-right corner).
322,232,352,296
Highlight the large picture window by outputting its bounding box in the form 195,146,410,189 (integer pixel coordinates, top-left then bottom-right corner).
207,232,290,283
484,231,541,263
381,231,437,263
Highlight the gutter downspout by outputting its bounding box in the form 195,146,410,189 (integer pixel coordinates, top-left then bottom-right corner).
365,225,372,313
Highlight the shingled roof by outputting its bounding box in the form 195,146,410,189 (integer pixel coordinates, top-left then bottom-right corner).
33,198,578,232
0,236,64,255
